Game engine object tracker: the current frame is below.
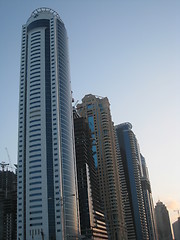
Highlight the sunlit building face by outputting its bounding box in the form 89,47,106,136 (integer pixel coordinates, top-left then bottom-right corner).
17,8,79,240
77,94,127,240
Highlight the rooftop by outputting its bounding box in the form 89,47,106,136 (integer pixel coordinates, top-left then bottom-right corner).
27,7,63,24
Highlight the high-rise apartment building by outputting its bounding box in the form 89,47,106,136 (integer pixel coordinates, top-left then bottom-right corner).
17,8,79,240
73,110,108,239
173,217,180,240
141,155,158,240
0,165,17,240
155,201,173,240
115,122,149,240
77,94,127,240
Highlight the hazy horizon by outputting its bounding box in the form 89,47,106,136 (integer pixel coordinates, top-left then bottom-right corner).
0,0,179,226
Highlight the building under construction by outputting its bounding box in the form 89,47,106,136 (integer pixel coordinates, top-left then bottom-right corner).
0,162,17,240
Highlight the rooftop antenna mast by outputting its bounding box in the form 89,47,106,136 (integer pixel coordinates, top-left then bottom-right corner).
174,210,180,218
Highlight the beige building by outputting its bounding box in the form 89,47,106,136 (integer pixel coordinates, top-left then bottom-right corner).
77,94,127,240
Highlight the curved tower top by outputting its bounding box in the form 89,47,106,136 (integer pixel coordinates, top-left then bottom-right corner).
27,7,64,25
116,122,133,130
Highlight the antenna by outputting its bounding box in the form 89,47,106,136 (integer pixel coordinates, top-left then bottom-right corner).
174,210,180,218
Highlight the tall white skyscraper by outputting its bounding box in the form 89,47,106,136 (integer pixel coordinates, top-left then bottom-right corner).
17,8,79,240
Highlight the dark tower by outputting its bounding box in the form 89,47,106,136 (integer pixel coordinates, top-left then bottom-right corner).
155,201,173,240
115,122,149,240
0,164,17,240
74,111,108,239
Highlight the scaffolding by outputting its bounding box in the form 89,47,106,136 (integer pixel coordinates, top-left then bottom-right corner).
0,162,17,240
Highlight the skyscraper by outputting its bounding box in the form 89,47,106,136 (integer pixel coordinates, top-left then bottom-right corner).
17,8,79,240
0,165,17,240
73,110,108,239
173,217,180,240
115,122,149,240
155,201,173,240
141,155,158,240
77,94,127,240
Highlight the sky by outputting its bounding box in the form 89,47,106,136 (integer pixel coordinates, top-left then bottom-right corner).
0,0,179,226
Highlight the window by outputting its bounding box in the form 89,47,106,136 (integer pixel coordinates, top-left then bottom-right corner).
30,223,42,226
30,87,40,93
30,216,42,220
29,170,41,174
30,187,41,191
30,105,41,110
30,119,41,124
31,47,41,53
30,83,40,88
30,210,42,214
30,59,40,64
31,31,41,37
31,52,40,57
29,154,41,158
29,165,41,169
31,39,40,45
87,104,93,109
29,138,41,143
29,143,41,147
29,199,42,203
29,134,41,138
29,128,41,133
29,181,41,185
30,61,40,68
30,91,40,97
29,176,41,180
30,101,41,106
30,79,40,85
31,44,40,50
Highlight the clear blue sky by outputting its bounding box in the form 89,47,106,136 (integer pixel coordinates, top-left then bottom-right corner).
0,0,179,224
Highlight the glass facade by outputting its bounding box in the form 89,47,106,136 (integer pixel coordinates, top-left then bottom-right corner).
88,116,98,168
115,123,149,240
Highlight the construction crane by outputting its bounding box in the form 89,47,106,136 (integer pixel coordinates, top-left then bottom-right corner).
5,147,13,169
73,100,79,108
